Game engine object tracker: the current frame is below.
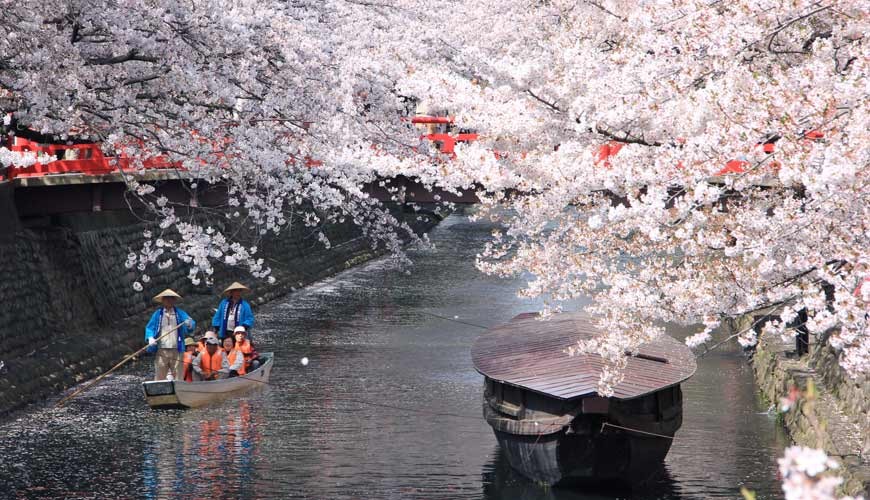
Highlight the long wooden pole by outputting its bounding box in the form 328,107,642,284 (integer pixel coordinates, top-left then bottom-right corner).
55,321,189,408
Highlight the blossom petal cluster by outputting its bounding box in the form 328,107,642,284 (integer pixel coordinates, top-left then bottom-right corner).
778,446,862,500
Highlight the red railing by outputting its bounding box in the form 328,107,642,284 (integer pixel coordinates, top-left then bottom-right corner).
596,131,824,176
7,117,815,182
410,116,454,125
410,115,479,156
3,136,178,181
1,115,481,181
421,132,480,155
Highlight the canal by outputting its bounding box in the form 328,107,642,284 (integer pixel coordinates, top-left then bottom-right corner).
0,214,787,499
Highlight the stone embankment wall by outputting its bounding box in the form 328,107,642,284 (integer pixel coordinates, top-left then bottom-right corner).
752,336,870,496
0,206,441,416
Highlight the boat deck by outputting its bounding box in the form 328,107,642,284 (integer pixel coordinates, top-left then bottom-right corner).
471,312,696,400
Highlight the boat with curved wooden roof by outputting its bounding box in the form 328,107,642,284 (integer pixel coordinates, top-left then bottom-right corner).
471,312,696,487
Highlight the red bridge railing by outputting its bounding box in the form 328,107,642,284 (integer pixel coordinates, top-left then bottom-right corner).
2,137,177,181
6,117,819,183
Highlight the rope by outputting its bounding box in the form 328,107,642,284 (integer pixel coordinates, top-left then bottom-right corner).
418,310,491,330
152,352,487,420
600,422,674,440
518,428,548,463
164,386,486,421
169,366,677,437
172,365,274,390
333,397,484,421
176,378,271,391
166,371,483,421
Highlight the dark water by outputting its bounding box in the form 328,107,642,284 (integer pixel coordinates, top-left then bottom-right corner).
0,214,787,499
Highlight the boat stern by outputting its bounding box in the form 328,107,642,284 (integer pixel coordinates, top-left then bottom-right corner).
142,380,184,409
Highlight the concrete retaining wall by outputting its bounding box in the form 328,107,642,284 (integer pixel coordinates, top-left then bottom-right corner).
811,342,870,456
0,206,440,416
751,338,870,496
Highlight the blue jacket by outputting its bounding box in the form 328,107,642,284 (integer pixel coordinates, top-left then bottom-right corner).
212,298,254,338
145,307,195,353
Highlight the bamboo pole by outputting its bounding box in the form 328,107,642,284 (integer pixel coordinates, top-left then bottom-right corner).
55,321,190,408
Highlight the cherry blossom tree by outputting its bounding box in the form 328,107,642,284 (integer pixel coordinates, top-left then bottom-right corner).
1,0,435,284
2,2,867,497
395,3,866,496
393,0,869,391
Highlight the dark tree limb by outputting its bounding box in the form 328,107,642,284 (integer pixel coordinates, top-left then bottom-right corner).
86,49,158,66
594,125,662,147
526,89,563,113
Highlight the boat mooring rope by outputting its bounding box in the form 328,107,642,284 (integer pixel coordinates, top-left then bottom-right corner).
418,311,491,330
173,377,485,421
173,372,274,393
600,422,675,440
334,397,484,421
174,377,677,440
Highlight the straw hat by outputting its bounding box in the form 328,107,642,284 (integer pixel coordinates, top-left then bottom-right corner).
223,282,250,295
153,289,182,303
184,337,196,347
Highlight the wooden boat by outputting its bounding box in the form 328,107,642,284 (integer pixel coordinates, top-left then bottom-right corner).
142,352,274,409
472,313,696,487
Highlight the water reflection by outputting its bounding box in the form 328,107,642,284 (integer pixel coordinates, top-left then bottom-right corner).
0,214,786,499
142,402,262,499
482,448,678,500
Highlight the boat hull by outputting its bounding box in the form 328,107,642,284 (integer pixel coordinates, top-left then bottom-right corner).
143,352,274,409
482,378,682,487
492,426,673,486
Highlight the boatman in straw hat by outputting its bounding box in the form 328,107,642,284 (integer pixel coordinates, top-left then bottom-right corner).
145,289,196,381
212,282,255,340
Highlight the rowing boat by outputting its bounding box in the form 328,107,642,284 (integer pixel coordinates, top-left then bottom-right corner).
142,352,275,409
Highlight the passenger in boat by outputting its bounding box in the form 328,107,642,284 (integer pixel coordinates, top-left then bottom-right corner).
182,337,197,382
192,337,230,381
145,289,195,381
233,326,260,371
223,336,246,377
212,282,255,340
198,330,218,354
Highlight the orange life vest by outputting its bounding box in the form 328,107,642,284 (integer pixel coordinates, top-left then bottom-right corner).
183,351,194,382
199,350,224,378
227,349,246,375
237,339,254,361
